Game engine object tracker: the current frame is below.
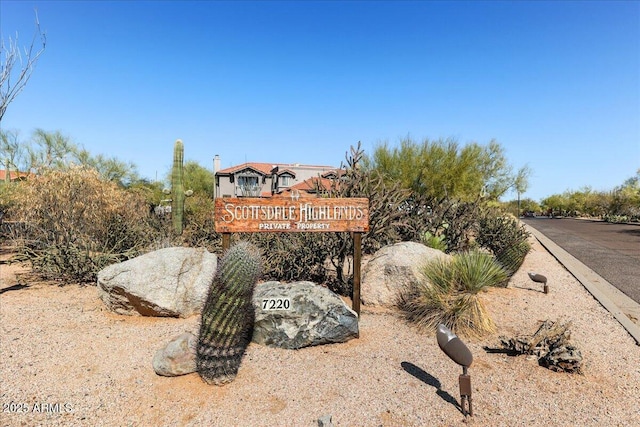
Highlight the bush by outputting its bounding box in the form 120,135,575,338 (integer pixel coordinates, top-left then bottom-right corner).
494,240,531,283
10,167,156,283
322,143,411,294
398,250,507,338
420,230,447,252
476,209,530,281
0,182,20,244
399,194,483,253
182,194,221,253
247,232,331,284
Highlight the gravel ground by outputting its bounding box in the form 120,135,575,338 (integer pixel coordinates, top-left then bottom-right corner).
1,236,640,427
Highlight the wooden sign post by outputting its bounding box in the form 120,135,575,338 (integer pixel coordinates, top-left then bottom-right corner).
214,197,369,316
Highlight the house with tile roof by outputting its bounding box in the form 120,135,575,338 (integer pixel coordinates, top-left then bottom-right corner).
213,157,337,198
0,169,31,183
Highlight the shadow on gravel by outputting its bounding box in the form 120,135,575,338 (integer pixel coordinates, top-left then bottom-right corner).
513,284,546,294
616,228,640,237
482,346,520,357
401,361,462,413
0,284,29,294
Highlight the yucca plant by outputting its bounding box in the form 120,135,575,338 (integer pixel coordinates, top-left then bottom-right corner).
399,250,507,338
453,250,508,294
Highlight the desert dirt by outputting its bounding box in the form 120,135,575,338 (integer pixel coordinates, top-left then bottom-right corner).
1,235,639,427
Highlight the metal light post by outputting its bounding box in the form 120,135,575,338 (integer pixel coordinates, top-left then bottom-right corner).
436,324,474,417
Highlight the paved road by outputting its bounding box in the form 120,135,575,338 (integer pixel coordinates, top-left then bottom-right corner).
521,217,640,304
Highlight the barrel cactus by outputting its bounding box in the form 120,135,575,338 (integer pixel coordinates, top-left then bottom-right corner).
196,241,262,385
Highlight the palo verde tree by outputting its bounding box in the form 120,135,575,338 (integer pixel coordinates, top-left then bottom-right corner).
0,128,139,185
509,164,532,216
1,10,46,122
368,137,526,202
38,129,140,185
1,128,28,179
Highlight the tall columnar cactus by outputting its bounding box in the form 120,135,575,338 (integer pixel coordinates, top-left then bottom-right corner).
197,241,262,385
171,139,185,235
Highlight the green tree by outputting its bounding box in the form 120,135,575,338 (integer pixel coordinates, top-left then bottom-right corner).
369,137,519,201
75,148,139,186
1,129,28,180
503,198,540,216
7,129,139,186
28,128,76,173
541,194,569,216
164,160,214,198
183,161,214,198
512,164,532,216
610,170,640,219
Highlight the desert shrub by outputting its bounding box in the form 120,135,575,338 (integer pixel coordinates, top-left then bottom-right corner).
476,208,529,254
182,194,221,253
398,250,507,338
247,232,331,284
0,182,20,244
321,143,410,294
399,193,483,253
10,167,156,283
494,240,531,283
420,230,447,252
603,214,630,224
328,143,410,252
435,200,483,252
476,208,530,281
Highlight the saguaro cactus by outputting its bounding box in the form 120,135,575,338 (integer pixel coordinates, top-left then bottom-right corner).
197,241,262,385
171,139,185,235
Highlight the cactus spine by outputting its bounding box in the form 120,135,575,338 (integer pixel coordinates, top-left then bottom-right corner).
171,139,185,235
197,241,262,385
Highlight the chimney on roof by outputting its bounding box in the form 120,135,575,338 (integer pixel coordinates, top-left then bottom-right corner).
213,155,220,174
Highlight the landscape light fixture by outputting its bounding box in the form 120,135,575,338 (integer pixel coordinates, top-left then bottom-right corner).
528,272,548,294
436,324,474,417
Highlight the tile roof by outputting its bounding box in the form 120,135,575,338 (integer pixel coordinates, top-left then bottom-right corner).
216,162,335,175
288,177,334,193
216,162,274,175
0,169,31,181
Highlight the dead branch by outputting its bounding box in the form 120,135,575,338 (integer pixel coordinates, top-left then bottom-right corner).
0,9,47,122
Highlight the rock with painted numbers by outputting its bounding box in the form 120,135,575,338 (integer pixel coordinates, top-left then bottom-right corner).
252,281,359,349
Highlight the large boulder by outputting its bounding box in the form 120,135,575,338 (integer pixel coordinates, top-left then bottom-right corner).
361,241,450,307
97,247,217,318
252,281,359,349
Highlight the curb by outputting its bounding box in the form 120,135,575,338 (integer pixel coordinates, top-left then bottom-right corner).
525,224,640,346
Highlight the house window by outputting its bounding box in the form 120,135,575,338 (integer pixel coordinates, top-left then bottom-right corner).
237,174,260,196
280,176,291,187
238,175,258,188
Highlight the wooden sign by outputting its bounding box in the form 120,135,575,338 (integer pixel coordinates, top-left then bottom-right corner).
214,197,369,233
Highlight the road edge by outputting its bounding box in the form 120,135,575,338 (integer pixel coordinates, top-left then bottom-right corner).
524,223,640,346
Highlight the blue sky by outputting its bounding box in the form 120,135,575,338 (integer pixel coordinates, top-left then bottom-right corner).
2,1,638,202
